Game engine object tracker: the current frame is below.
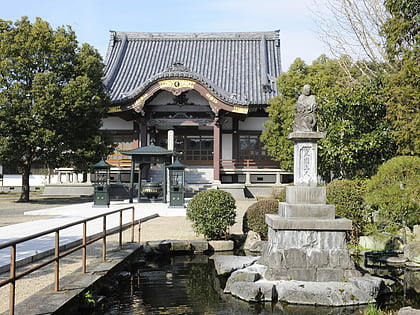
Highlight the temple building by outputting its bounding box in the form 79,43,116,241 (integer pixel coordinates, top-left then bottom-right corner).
1,31,293,197
100,30,292,197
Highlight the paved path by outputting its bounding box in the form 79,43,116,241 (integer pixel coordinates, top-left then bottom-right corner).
0,197,254,313
0,200,187,271
0,198,253,271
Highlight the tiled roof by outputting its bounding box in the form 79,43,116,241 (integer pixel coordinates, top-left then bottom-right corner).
103,31,282,106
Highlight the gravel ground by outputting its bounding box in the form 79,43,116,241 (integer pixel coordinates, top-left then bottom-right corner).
0,192,255,313
0,193,93,227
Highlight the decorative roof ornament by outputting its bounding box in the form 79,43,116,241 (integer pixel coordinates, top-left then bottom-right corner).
165,62,190,72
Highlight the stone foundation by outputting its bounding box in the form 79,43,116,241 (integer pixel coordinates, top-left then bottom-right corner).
263,184,355,282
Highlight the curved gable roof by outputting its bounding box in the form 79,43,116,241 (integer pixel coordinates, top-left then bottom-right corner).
103,31,282,106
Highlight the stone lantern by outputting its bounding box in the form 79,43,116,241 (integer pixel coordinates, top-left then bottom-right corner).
167,159,187,207
91,159,112,207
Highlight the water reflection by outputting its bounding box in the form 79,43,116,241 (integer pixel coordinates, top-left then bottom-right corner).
99,254,377,315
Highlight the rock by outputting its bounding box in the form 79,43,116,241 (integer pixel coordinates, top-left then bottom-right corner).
413,225,420,241
188,240,209,253
243,231,262,251
212,255,260,276
208,240,234,252
227,281,277,302
348,276,390,299
224,271,261,293
359,235,391,250
398,306,420,314
224,264,267,293
405,241,420,264
228,279,376,306
405,269,420,294
275,280,375,306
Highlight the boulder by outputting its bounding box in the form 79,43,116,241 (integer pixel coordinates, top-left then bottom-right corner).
398,306,420,315
208,240,234,252
348,276,390,299
413,225,420,241
212,255,260,276
275,280,375,306
359,235,391,250
243,231,266,252
227,281,277,302
405,241,420,264
224,264,267,293
227,279,376,306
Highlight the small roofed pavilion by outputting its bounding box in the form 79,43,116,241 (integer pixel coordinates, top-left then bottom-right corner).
121,144,173,202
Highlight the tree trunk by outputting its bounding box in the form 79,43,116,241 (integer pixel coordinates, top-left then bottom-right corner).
19,164,31,202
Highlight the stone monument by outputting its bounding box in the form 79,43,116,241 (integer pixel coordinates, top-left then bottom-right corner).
263,85,356,282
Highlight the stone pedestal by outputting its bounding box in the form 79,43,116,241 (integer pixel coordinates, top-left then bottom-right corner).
263,132,355,282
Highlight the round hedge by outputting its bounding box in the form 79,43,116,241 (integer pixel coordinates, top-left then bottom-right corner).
186,189,236,240
243,199,278,239
365,156,420,233
326,179,369,245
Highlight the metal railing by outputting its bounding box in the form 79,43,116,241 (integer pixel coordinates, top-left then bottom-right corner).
0,206,140,315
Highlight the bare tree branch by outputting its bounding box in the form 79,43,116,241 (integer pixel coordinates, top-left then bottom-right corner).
311,0,394,78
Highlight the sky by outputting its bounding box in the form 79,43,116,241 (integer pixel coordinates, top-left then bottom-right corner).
1,0,331,71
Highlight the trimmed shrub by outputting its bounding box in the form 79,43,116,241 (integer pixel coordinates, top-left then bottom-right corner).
326,179,370,245
186,189,236,240
243,199,278,239
365,156,420,233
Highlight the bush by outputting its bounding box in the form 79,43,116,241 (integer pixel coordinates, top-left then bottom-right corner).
186,189,236,240
365,156,420,233
243,199,278,239
326,179,370,245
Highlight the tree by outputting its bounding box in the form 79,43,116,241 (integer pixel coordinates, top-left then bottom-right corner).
262,56,396,180
382,0,420,155
312,0,393,78
318,73,396,179
365,156,420,233
0,17,112,202
261,56,348,171
382,0,419,62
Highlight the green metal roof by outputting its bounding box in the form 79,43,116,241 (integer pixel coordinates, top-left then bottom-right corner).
121,144,173,156
91,158,112,168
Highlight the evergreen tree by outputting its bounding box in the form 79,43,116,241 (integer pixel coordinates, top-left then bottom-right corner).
382,0,420,155
262,56,396,180
0,17,112,201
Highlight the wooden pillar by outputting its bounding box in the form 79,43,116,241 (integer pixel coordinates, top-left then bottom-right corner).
213,118,221,182
232,118,239,162
140,119,147,148
129,162,135,203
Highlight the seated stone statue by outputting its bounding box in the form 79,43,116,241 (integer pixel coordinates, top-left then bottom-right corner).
293,84,317,132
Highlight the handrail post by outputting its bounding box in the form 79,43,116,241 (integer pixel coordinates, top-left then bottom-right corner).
82,222,87,273
119,210,123,249
102,216,107,261
131,207,135,243
54,231,59,291
9,244,16,315
138,219,141,243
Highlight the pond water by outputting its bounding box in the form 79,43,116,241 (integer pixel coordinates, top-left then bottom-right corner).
77,252,419,315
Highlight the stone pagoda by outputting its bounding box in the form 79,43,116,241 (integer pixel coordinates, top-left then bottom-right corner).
263,85,356,282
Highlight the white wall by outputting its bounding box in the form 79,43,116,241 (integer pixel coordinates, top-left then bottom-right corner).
222,134,232,160
102,117,133,130
239,117,268,131
2,174,47,186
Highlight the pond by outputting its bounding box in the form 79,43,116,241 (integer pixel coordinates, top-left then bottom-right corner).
68,252,420,314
